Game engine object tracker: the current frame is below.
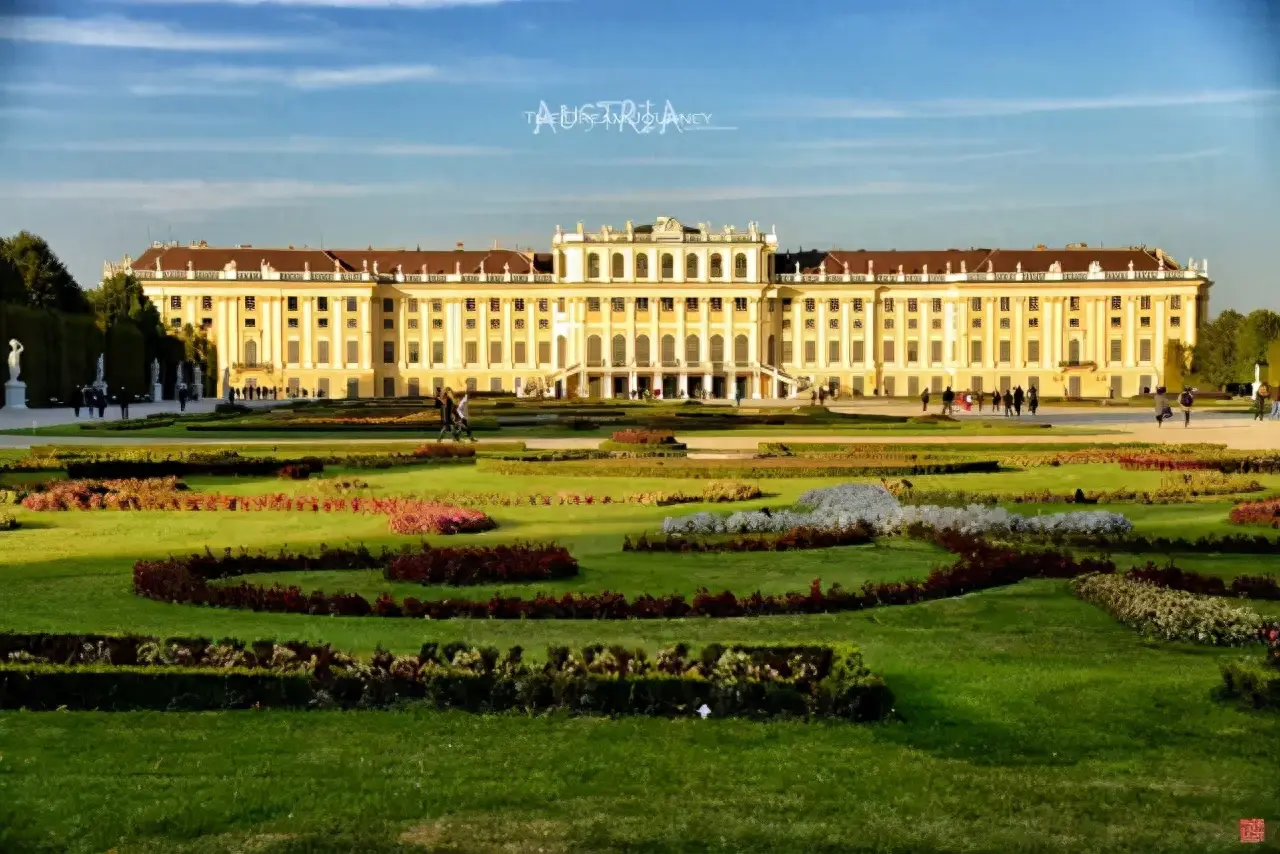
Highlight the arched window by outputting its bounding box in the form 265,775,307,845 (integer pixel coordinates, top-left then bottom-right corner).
710,253,723,278
635,334,651,366
587,334,602,365
709,334,724,364
734,253,747,279
661,334,676,365
660,253,674,280
767,335,776,365
611,253,624,279
243,340,258,365
1068,339,1081,363
636,253,649,279
587,253,600,280
685,334,700,365
556,335,567,367
612,334,626,366
685,254,698,279
734,334,749,364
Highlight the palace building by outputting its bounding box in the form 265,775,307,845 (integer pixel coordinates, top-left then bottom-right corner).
112,217,1212,400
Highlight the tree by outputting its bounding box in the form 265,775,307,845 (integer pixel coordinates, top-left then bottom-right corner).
1163,340,1186,391
1234,309,1280,379
90,271,163,337
0,231,89,314
0,237,25,305
1192,310,1244,388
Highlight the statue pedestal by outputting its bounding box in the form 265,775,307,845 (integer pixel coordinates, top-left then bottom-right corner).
153,383,163,402
4,380,27,410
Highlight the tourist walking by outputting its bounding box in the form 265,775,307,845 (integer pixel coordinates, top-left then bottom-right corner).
96,389,106,419
1179,388,1194,427
177,384,188,412
70,386,81,418
976,391,984,412
1271,381,1280,420
1255,381,1270,421
119,394,130,420
1002,389,1014,417
921,388,930,412
455,391,477,443
1013,386,1024,417
1154,387,1169,427
437,389,457,441
941,386,954,415
1028,386,1039,415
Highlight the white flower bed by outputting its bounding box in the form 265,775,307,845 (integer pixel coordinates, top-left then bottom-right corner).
1073,572,1264,645
660,483,1133,538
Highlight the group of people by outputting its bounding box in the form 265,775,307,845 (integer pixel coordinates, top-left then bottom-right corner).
1153,387,1196,427
809,387,836,405
434,388,476,442
70,386,111,419
227,386,280,401
1253,381,1280,421
926,386,1039,417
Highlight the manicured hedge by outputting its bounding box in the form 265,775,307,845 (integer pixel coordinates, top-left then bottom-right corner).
1219,659,1280,710
0,664,313,711
477,457,1002,479
385,542,579,586
623,525,874,553
65,456,325,479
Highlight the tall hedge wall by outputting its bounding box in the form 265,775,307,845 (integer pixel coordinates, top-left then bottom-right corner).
0,305,149,408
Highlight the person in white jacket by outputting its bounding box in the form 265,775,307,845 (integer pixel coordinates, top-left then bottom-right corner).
454,392,477,442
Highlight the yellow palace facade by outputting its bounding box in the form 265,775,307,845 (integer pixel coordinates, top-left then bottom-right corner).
114,216,1212,400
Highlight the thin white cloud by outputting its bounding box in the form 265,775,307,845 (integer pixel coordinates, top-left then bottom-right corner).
1,180,423,214
128,60,526,92
578,149,1034,168
522,181,974,206
785,137,997,150
1146,148,1228,163
115,0,538,7
0,15,305,51
0,81,88,96
32,137,510,156
767,89,1280,119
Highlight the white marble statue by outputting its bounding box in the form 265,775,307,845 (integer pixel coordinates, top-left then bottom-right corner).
94,354,105,388
151,358,160,388
7,339,22,383
192,363,203,400
222,367,232,402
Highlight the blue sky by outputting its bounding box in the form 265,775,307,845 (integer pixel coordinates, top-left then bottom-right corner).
0,0,1277,311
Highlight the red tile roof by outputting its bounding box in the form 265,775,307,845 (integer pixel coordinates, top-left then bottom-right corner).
777,246,1187,276
132,246,339,274
130,245,545,276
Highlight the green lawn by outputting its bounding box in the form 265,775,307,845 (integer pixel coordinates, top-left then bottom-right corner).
1,458,1279,853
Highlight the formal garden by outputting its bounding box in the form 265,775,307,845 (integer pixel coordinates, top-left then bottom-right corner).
0,437,1278,853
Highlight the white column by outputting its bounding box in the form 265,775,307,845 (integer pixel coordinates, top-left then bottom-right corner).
627,297,638,365
1186,295,1199,347
1155,298,1166,374
700,298,712,392
649,298,659,369
333,297,344,369
216,298,230,381
920,298,932,368
1125,297,1136,367
722,298,734,376
303,298,314,368
397,297,407,370
866,297,878,370
228,297,240,363
447,300,462,368
895,299,907,368
676,298,687,371
501,299,512,367
478,298,490,369
985,297,996,369
260,298,272,365
817,298,829,369
525,299,536,368
944,300,956,377
359,298,371,369
1012,298,1023,368
419,299,429,369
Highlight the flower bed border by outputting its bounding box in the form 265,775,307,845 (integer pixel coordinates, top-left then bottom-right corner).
477,457,1002,479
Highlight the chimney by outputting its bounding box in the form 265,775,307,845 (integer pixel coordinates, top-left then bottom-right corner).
456,242,464,251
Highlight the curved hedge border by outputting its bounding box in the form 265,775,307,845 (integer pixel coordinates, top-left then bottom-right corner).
477,457,1002,479
0,633,893,721
622,525,875,553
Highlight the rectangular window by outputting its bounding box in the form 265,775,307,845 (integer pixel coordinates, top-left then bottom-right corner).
999,318,1010,329
907,341,919,363
202,296,213,310
288,317,298,329
930,340,942,363
804,341,816,363
931,318,942,330
244,296,256,310
805,319,816,330
464,341,478,364
883,298,894,312
318,318,329,329
201,317,212,329
829,318,839,329
432,341,445,363
382,341,395,364
884,318,895,330
1111,316,1122,328
1069,297,1080,310
316,340,330,364
828,298,839,312
490,341,502,363
1027,340,1040,362
1170,316,1181,327
407,298,418,313
971,318,982,328
538,319,548,329
382,298,393,313
852,298,863,312
170,295,181,309
1028,296,1039,311
999,340,1011,363
170,317,181,329
432,319,443,330
908,319,918,330
907,298,918,313
661,297,674,312
882,340,895,363
804,298,815,312
514,298,525,311
828,340,840,363
932,298,942,312
970,340,983,364
317,297,328,311
408,318,419,330
346,340,359,364
286,340,300,365
465,298,476,311
781,341,793,362
408,342,420,364
489,318,500,330
433,300,444,312
587,297,600,312
1139,339,1152,362
611,297,625,312
710,298,723,312
999,297,1010,312
514,341,527,363
1140,316,1151,328
490,378,503,393
345,297,357,312
782,298,793,309
465,319,475,330
408,378,420,398
686,297,699,311
287,296,298,312
852,340,865,363
1028,317,1039,328
244,318,255,328
514,318,524,330
1171,295,1182,309
1140,296,1151,310
490,298,500,312
538,341,551,364
383,318,394,330
1111,296,1122,310
1110,339,1122,362
734,297,747,312
1069,318,1080,328
970,297,982,312
637,297,650,311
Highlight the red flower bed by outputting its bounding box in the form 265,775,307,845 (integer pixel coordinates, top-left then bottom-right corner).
386,503,495,535
132,533,1114,620
1125,564,1280,600
1117,455,1218,471
410,444,476,459
1230,498,1280,528
610,429,678,445
385,542,577,585
1264,623,1280,668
